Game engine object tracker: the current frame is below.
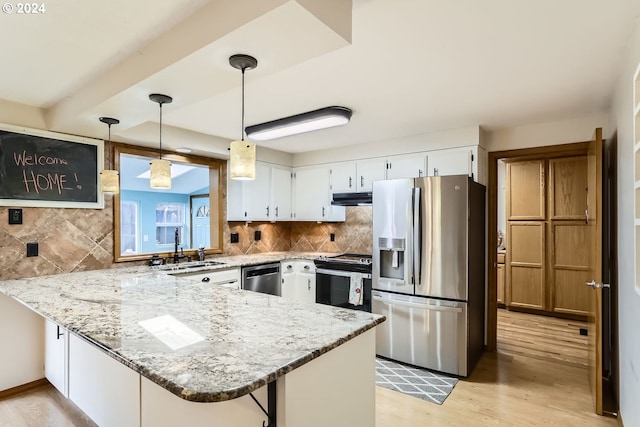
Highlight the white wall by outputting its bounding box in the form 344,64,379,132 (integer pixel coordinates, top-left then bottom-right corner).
610,13,640,427
486,113,610,152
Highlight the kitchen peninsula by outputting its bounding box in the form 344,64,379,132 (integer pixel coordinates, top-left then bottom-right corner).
0,255,384,427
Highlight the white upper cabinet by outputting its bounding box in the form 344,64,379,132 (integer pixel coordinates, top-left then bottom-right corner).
244,162,271,221
330,162,357,193
271,165,292,220
385,154,426,180
355,158,386,192
427,148,473,178
293,165,345,221
227,162,293,222
425,146,486,184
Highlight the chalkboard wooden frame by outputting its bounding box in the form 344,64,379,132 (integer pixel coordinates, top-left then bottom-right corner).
0,123,104,209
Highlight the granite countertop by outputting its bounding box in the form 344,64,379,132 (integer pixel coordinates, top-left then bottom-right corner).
0,252,384,403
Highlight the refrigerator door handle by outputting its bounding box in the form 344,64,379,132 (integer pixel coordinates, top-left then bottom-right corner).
372,295,463,313
412,187,422,285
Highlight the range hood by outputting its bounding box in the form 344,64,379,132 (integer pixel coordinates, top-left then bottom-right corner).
331,192,372,206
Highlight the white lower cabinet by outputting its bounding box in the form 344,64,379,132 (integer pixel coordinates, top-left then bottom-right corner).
281,260,316,304
44,319,68,397
68,334,140,427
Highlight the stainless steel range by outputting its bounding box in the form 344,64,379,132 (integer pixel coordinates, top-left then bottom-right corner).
314,254,372,312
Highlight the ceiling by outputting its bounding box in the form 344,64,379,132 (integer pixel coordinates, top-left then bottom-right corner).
1,0,639,158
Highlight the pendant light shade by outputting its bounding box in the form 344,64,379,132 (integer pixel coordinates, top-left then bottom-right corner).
99,116,120,194
150,159,172,189
229,54,258,181
229,140,256,180
149,93,173,189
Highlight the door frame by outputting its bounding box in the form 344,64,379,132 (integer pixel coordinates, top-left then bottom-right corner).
486,141,590,351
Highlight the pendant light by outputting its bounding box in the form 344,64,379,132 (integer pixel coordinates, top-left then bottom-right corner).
149,93,173,189
99,116,120,194
229,54,258,180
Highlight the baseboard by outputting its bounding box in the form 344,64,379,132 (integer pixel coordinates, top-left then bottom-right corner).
0,378,49,400
616,412,624,427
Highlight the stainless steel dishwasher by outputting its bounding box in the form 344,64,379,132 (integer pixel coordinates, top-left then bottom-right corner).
241,263,281,296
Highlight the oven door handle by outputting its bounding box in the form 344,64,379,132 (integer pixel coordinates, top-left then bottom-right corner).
316,268,372,279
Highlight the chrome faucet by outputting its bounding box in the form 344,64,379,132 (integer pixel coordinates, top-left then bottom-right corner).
173,227,184,263
198,246,206,261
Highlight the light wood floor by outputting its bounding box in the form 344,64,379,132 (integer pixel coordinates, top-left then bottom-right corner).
376,309,618,427
0,310,618,427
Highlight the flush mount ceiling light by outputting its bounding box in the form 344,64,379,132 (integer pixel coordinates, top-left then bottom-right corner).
229,54,258,181
245,106,352,141
99,116,120,194
149,93,173,189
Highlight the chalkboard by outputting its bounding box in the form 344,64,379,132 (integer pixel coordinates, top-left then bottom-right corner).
0,125,104,208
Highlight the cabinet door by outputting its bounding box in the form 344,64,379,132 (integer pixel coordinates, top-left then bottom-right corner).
293,166,330,221
386,155,426,180
298,273,316,304
506,160,546,220
244,162,271,221
226,170,245,221
551,222,591,316
330,162,357,193
427,149,472,178
356,159,386,192
45,319,68,397
281,262,296,300
271,165,292,220
497,263,505,305
507,222,545,310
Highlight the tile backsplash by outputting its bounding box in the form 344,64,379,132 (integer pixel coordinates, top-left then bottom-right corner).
223,207,372,256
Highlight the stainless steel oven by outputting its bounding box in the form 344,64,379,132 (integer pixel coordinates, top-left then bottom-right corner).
314,254,372,312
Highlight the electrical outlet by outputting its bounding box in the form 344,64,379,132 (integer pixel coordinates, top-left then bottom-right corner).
26,242,38,257
9,208,22,225
230,233,239,243
254,230,262,241
330,233,335,242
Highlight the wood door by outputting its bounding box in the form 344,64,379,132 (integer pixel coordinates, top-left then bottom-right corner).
586,128,603,415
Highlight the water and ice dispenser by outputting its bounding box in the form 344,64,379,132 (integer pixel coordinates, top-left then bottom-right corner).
377,237,406,281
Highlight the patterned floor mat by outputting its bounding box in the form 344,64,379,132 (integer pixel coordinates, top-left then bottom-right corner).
375,357,458,405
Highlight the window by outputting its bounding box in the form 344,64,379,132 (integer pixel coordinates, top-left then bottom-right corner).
156,203,186,246
121,200,140,254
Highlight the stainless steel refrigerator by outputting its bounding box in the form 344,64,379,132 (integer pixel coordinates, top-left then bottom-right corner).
372,175,485,377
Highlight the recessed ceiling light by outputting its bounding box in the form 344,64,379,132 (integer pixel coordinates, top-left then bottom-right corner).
176,148,192,153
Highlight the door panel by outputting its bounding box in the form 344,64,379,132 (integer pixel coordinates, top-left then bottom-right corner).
549,156,588,219
507,160,546,220
552,222,590,315
507,222,545,309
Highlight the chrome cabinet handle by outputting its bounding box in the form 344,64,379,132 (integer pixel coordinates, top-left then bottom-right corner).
322,207,325,217
57,325,63,340
266,206,269,217
418,169,423,177
433,168,438,176
585,280,610,289
349,176,352,188
360,176,364,187
275,206,279,217
308,278,311,291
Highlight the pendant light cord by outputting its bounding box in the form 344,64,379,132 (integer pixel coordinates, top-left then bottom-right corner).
107,124,112,168
241,67,245,142
159,103,163,160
